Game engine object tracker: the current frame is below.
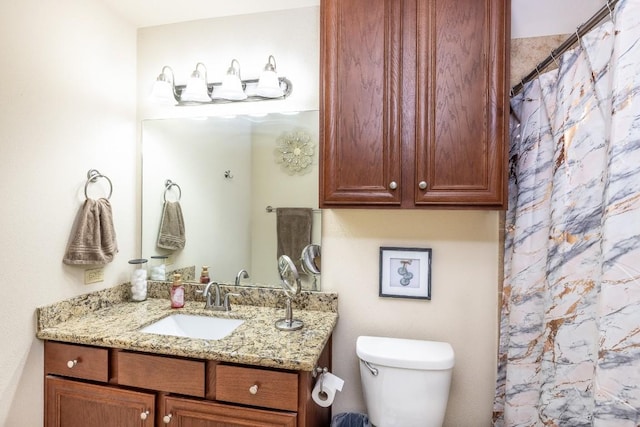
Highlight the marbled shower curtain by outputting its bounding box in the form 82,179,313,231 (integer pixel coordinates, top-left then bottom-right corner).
494,0,640,425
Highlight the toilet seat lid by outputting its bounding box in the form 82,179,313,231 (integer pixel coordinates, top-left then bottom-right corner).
356,336,454,370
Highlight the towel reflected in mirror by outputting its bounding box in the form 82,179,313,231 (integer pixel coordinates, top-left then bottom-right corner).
276,208,313,274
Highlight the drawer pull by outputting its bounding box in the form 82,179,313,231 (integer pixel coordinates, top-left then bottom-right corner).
418,181,427,190
249,384,259,395
389,181,398,190
163,413,173,424
66,359,78,369
140,410,149,420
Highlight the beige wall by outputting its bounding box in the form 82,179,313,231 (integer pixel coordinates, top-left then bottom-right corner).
322,210,501,426
0,0,137,425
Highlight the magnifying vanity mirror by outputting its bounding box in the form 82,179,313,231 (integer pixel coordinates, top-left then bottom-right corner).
141,110,321,290
275,254,304,331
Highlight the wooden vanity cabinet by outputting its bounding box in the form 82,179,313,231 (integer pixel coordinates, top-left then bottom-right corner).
46,376,155,427
44,340,331,427
320,0,510,208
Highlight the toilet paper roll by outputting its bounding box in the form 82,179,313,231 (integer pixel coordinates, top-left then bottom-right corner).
312,372,344,407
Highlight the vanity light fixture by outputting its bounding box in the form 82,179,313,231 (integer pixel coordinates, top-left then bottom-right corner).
212,59,247,101
256,55,285,98
180,62,211,103
150,55,292,106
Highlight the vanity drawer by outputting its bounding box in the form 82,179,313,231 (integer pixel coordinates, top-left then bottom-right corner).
44,341,109,382
216,365,298,412
117,351,206,397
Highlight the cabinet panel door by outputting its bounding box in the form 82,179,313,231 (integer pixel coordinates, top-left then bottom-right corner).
320,0,403,206
45,376,154,427
415,0,508,206
163,396,297,427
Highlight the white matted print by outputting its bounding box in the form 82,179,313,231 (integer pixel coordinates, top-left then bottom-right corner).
379,247,432,299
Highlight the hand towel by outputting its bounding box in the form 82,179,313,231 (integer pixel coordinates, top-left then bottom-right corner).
63,198,118,265
276,208,313,273
157,201,186,250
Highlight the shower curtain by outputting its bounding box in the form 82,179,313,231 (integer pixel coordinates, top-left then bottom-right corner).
494,0,640,425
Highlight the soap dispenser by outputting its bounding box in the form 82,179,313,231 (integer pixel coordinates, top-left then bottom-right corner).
200,266,210,284
170,273,185,308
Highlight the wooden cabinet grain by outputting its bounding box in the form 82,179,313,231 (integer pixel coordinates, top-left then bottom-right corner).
320,0,510,208
44,340,331,427
45,376,154,427
162,396,297,427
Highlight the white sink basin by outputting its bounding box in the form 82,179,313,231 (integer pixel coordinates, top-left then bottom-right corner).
139,314,244,340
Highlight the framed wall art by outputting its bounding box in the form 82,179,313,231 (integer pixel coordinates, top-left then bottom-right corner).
379,247,432,299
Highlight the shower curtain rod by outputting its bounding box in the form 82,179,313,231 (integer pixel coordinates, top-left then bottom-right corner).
511,0,619,96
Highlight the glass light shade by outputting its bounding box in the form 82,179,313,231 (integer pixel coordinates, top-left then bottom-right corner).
180,75,211,103
150,80,177,105
256,69,284,98
213,74,247,101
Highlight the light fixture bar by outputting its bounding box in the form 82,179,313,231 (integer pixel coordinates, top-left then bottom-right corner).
173,76,292,106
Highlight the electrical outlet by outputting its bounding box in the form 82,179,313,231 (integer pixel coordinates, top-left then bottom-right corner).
85,267,104,284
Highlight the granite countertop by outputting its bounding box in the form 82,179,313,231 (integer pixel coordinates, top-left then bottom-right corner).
36,283,338,372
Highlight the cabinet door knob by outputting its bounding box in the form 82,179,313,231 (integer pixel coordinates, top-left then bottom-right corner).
389,181,398,190
249,384,259,395
163,413,172,424
140,410,149,420
66,359,78,369
418,181,427,190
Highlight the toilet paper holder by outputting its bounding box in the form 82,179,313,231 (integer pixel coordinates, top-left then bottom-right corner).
313,366,329,393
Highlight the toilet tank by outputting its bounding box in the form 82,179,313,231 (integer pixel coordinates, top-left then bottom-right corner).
356,336,455,427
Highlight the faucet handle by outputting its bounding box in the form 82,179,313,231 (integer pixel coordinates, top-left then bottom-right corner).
223,293,241,311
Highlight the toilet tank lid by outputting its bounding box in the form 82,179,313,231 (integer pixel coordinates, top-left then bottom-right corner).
356,336,454,370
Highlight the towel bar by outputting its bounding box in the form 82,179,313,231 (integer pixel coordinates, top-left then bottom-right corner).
265,205,321,213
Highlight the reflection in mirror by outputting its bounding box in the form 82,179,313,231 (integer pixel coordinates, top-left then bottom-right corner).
141,110,321,290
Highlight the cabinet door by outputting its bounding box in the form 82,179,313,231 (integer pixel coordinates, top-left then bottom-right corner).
414,0,509,206
45,376,154,427
320,0,404,206
162,396,297,427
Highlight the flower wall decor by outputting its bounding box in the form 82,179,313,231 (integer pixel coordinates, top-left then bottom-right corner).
275,130,315,174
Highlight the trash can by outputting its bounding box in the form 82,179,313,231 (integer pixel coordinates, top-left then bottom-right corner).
330,412,371,427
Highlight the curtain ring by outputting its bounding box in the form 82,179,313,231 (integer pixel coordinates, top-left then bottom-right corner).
550,51,559,68
606,0,615,21
575,27,583,47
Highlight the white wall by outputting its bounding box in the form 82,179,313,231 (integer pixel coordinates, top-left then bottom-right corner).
0,0,137,425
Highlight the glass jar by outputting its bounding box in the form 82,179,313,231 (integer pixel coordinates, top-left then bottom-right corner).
129,258,148,302
150,255,168,281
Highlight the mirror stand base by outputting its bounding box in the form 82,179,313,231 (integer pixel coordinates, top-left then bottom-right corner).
275,318,304,331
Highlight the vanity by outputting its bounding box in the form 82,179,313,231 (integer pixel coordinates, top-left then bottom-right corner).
37,283,338,427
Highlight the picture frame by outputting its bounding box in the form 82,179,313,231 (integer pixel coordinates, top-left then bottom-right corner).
379,247,432,300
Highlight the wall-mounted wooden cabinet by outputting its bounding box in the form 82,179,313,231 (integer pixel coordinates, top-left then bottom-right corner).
320,0,510,209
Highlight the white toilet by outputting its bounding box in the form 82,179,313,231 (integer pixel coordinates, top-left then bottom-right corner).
356,336,455,427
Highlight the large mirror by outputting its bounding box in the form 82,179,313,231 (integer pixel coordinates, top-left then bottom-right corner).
141,110,321,290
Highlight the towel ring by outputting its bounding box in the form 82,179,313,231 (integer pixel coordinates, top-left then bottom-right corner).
84,169,113,200
164,179,182,202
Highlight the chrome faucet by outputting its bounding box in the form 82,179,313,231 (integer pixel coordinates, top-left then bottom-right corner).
200,281,223,310
200,281,239,311
235,269,249,287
